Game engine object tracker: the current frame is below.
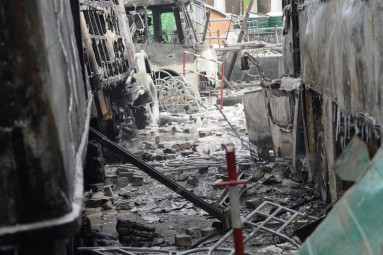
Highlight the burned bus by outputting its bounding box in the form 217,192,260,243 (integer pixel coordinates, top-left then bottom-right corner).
124,0,220,91
0,0,157,253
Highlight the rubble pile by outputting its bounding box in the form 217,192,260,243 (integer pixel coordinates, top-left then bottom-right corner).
116,219,160,247
82,95,325,252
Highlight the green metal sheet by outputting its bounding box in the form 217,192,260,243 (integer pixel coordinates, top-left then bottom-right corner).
297,146,383,255
334,136,370,182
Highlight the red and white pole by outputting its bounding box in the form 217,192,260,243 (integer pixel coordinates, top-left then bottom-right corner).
215,144,249,255
183,51,186,77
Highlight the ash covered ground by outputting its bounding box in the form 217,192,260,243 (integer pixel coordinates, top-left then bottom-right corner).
82,93,326,254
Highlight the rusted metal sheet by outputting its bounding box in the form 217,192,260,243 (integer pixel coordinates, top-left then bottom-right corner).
297,143,383,255
299,0,383,122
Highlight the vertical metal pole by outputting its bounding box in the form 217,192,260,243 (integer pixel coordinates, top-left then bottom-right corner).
226,0,255,80
183,51,186,77
225,145,244,255
202,11,211,42
220,63,224,109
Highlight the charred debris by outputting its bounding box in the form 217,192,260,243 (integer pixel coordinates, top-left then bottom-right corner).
1,0,383,254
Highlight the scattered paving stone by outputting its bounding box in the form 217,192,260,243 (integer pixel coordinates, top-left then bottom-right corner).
163,148,176,154
102,201,113,210
116,168,130,175
186,176,199,187
157,143,165,149
171,144,182,151
116,177,130,189
155,136,163,144
198,130,212,138
119,191,132,199
142,142,155,150
142,152,154,161
155,154,167,161
201,227,217,237
185,227,202,238
105,175,118,186
175,234,192,247
173,173,188,181
245,198,264,209
181,151,194,157
166,154,177,160
172,126,181,134
119,171,134,181
281,179,299,188
104,185,113,197
250,170,265,182
117,219,159,247
132,175,144,186
179,142,193,150
274,198,288,206
86,198,109,208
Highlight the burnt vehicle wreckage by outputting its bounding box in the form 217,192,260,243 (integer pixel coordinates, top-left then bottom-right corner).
1,0,383,254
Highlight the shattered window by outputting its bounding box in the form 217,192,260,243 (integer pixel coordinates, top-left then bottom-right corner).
160,12,177,43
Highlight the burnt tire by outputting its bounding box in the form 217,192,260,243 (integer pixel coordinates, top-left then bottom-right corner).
317,132,330,202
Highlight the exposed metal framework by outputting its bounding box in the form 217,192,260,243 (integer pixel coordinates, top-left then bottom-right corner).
78,201,318,254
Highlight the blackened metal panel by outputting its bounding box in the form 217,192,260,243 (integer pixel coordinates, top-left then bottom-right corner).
299,0,383,122
0,0,89,242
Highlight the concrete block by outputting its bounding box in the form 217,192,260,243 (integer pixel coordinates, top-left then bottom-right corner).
86,198,109,208
105,175,118,186
155,154,167,161
163,148,176,154
119,171,134,181
131,175,144,186
175,234,192,247
201,227,217,237
155,136,163,144
102,201,113,210
173,173,188,182
179,142,193,150
116,177,130,189
116,201,132,211
185,227,202,238
166,154,177,160
171,144,182,151
104,185,113,197
245,198,264,209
